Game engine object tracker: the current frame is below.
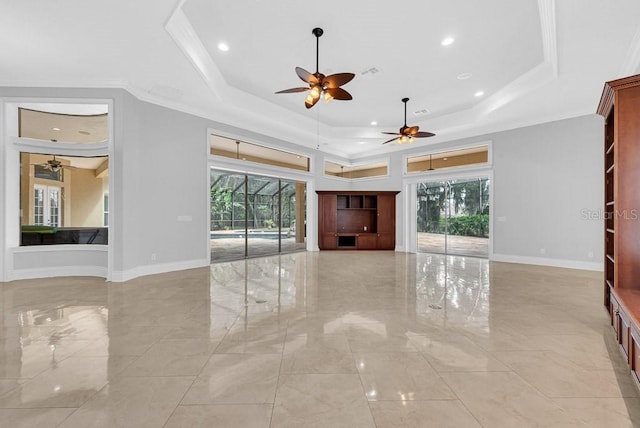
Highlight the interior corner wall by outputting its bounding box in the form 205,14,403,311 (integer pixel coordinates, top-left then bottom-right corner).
111,90,138,276
490,114,604,269
114,94,210,279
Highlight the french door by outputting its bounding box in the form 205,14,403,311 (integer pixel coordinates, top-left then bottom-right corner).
34,184,61,227
416,177,489,257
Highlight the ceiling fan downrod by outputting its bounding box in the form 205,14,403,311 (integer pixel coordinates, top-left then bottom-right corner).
312,27,323,75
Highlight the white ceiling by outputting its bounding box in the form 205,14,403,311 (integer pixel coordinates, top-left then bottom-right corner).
1,0,639,158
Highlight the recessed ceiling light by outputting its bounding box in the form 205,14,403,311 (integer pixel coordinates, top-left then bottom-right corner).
457,73,472,80
358,141,367,145
217,42,229,52
78,130,91,135
52,127,61,131
441,37,455,46
474,91,484,97
370,121,377,126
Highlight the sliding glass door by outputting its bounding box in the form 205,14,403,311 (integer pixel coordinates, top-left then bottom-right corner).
417,177,489,257
210,169,306,262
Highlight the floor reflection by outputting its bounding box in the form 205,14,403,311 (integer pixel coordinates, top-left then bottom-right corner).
414,254,490,329
0,252,638,427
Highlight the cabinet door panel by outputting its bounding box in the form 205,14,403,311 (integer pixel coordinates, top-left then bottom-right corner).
377,193,395,249
318,194,337,250
321,195,337,231
633,334,640,384
377,233,395,250
376,194,395,234
320,233,337,250
621,312,631,360
357,234,377,250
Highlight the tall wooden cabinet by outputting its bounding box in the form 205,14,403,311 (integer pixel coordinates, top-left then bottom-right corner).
317,191,399,250
597,74,640,390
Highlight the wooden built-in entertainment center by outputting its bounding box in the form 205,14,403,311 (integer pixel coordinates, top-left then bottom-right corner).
316,191,398,250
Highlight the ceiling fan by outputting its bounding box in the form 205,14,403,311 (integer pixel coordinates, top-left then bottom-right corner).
33,156,74,172
382,98,436,144
275,27,355,109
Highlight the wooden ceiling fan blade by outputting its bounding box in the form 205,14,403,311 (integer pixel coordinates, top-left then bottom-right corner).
414,131,436,138
323,72,355,88
295,67,313,83
275,87,309,94
382,132,401,135
296,67,320,85
382,137,399,144
326,87,352,100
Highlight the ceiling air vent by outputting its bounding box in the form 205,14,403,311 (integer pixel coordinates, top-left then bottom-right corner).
361,67,380,76
413,108,430,116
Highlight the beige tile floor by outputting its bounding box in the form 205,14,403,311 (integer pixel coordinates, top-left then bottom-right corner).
0,251,639,427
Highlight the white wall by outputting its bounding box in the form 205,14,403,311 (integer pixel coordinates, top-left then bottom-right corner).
0,99,5,281
114,98,210,279
491,115,604,269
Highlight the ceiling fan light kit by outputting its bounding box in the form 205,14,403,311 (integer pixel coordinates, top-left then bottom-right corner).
276,27,355,109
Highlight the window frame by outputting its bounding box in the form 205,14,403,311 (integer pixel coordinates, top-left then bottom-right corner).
1,98,114,281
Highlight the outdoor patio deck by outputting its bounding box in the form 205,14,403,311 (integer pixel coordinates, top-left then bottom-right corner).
417,232,489,258
211,232,488,262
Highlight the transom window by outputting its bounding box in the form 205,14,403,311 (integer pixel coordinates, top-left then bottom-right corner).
210,134,310,172
407,145,489,173
324,160,388,179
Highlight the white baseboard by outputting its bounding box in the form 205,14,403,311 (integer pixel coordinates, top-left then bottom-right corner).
492,253,603,271
8,265,108,281
110,258,210,282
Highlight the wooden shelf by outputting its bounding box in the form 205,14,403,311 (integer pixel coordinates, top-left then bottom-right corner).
606,142,615,154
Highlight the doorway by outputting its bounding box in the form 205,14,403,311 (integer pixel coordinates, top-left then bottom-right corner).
33,184,62,227
210,169,306,262
416,177,489,257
